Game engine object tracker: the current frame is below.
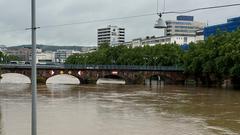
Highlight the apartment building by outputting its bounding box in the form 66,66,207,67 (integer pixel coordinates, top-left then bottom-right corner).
165,15,205,36
97,25,125,46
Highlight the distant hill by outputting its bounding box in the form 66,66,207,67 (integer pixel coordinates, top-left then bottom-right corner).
7,44,97,52
0,45,6,48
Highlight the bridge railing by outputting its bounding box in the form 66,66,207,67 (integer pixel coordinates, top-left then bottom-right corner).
0,64,184,71
63,64,183,71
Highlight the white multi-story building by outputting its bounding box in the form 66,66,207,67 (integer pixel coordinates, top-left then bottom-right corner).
55,49,81,63
97,25,125,46
36,52,55,64
128,35,196,48
165,15,205,36
196,29,204,42
120,16,205,48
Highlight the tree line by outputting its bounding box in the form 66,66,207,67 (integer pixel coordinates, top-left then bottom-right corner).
66,29,240,87
0,51,19,64
66,43,183,66
184,30,240,86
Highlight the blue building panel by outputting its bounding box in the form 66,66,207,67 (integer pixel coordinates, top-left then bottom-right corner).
204,17,240,39
227,16,240,23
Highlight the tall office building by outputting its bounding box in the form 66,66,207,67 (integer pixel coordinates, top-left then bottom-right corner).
97,25,125,46
165,16,205,36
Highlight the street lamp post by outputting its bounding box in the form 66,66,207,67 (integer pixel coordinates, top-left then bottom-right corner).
31,0,37,135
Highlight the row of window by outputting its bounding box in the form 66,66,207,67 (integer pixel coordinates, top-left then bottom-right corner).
175,37,188,41
98,29,124,32
98,38,125,41
98,31,110,34
142,38,171,44
166,21,192,25
98,34,111,37
175,29,197,33
98,31,125,34
167,33,196,36
98,28,111,31
174,26,197,29
98,37,111,40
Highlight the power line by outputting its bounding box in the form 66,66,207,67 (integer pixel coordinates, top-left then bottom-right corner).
163,3,240,14
40,13,156,29
1,3,240,32
40,3,240,29
0,28,26,33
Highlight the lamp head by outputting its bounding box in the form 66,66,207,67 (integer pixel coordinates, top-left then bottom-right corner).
154,13,167,29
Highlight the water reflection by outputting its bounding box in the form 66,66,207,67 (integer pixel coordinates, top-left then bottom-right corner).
0,84,30,99
0,84,30,92
41,84,80,98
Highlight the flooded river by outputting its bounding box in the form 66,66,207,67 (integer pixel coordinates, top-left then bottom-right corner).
0,84,240,135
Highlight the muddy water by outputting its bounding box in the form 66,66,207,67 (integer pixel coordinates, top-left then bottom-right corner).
0,84,239,135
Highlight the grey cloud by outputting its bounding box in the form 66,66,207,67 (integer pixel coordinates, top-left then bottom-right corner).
0,0,240,46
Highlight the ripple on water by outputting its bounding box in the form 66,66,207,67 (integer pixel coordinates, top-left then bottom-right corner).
206,126,239,135
0,85,239,135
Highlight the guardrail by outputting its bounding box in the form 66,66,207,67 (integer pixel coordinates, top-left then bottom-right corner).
0,64,184,71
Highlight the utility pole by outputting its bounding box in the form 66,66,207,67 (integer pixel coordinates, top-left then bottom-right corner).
31,0,37,135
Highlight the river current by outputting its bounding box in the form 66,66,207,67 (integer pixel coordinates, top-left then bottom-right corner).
0,84,239,135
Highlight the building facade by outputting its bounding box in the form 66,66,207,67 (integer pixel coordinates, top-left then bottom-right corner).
165,16,205,36
36,52,55,64
128,35,196,48
55,49,80,63
204,16,240,39
196,29,204,41
97,25,125,46
5,48,32,61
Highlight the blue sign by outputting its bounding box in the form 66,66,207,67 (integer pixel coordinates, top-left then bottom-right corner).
177,16,194,21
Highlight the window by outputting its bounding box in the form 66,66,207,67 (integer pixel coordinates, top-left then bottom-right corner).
184,37,188,43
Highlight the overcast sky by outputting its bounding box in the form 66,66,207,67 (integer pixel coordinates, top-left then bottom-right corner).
0,0,239,46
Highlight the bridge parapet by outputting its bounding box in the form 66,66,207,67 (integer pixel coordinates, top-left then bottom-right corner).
0,64,184,71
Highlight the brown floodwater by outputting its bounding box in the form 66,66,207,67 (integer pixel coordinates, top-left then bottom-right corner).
0,84,239,135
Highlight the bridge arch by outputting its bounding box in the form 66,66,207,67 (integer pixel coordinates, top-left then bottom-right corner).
148,74,173,81
103,74,125,80
97,74,126,84
46,74,81,84
145,74,175,85
0,73,31,84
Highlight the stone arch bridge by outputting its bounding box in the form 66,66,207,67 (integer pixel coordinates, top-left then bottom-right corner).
0,64,185,84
